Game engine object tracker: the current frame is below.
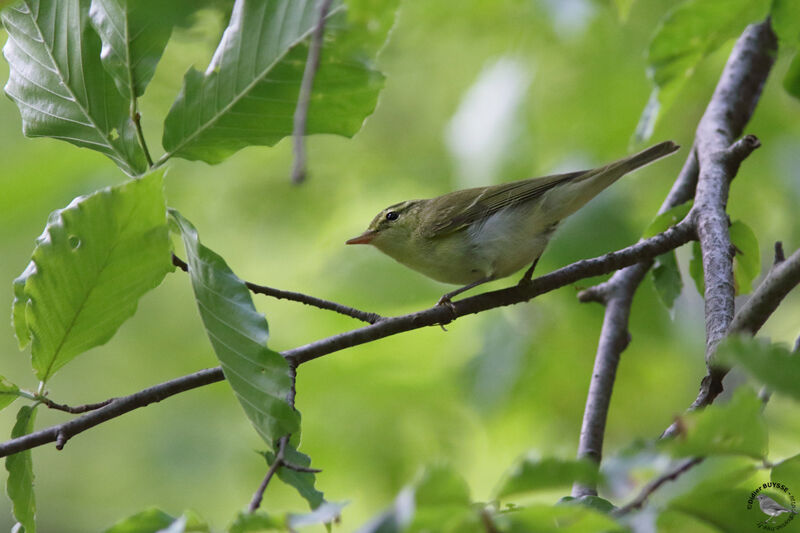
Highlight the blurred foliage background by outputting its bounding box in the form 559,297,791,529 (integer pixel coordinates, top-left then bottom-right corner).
1,0,800,531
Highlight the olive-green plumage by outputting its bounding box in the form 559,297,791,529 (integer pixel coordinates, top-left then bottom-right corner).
347,141,679,300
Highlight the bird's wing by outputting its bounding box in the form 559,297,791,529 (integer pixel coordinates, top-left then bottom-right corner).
422,170,587,237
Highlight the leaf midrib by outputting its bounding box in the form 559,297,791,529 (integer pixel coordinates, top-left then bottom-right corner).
160,2,346,162
21,0,132,173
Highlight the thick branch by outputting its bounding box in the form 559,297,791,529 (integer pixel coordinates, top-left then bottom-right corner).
572,264,649,498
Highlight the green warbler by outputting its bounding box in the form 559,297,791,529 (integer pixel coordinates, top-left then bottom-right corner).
347,141,679,304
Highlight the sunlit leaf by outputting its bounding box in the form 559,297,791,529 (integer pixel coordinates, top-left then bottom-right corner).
228,511,284,533
6,405,37,533
356,464,482,533
104,508,175,532
669,487,756,531
652,251,683,313
162,0,398,165
771,0,800,45
1,0,147,175
288,501,347,529
784,52,800,100
613,0,636,21
717,336,800,401
634,0,770,141
170,210,300,447
772,454,800,494
495,457,599,500
89,0,195,99
14,172,171,383
558,495,616,514
494,504,625,533
730,220,760,295
666,388,767,459
0,376,21,413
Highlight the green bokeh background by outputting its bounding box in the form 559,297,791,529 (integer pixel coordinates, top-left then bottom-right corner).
1,1,800,531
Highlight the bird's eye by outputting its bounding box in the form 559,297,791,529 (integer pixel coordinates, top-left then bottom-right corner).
385,211,399,221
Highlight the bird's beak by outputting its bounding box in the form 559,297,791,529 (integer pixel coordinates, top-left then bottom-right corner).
345,230,377,245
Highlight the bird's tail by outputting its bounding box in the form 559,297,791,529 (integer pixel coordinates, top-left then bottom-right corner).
548,141,680,219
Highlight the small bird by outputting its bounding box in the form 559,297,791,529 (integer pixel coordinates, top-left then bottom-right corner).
347,141,680,304
756,494,798,522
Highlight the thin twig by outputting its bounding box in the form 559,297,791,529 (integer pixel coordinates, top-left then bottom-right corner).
614,457,705,516
172,254,382,324
291,0,335,184
249,436,289,513
132,109,154,169
38,396,114,414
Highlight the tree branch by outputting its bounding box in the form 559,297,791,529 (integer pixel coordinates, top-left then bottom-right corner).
572,18,778,484
613,457,705,516
172,254,383,324
0,368,224,458
291,0,335,184
0,222,694,458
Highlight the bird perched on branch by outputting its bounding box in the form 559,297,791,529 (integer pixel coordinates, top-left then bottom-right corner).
347,141,680,305
756,493,798,522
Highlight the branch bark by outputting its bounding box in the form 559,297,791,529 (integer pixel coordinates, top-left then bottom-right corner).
572,18,778,492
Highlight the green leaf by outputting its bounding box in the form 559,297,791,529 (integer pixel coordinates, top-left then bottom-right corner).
169,210,300,447
665,388,767,459
288,501,347,529
161,0,398,164
652,251,683,313
784,52,800,100
771,0,800,44
495,456,599,500
104,508,175,533
1,0,147,175
228,511,285,533
357,465,482,533
0,376,21,413
261,442,325,510
772,454,800,493
613,0,636,21
689,241,704,295
13,172,171,383
12,265,33,350
717,336,800,401
730,220,760,295
634,0,771,141
494,504,625,533
668,487,756,531
6,405,37,533
89,0,194,99
104,508,208,533
558,495,616,514
642,201,692,238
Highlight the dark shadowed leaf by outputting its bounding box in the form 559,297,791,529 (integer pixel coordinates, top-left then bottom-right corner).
6,405,37,533
162,0,398,165
1,0,147,175
730,220,760,295
652,251,683,313
170,210,300,447
14,172,171,383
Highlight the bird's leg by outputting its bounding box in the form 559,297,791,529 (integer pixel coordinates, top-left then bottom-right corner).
437,276,493,307
519,257,540,284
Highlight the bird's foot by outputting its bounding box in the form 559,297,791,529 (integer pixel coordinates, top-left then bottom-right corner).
436,295,457,329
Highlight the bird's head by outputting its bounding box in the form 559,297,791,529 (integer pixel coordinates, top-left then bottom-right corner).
346,200,424,255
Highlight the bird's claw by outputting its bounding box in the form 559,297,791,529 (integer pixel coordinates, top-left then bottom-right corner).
436,295,457,328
